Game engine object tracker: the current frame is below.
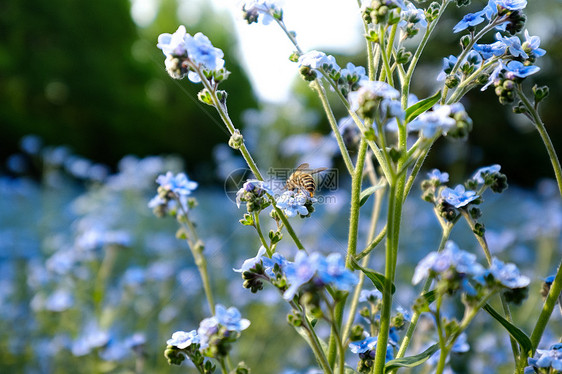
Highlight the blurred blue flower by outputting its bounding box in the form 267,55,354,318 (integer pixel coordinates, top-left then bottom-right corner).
473,164,501,184
473,42,507,59
198,317,220,349
156,172,198,197
481,60,505,91
316,253,358,291
436,55,457,81
283,252,318,300
399,3,427,30
485,258,530,289
453,332,470,353
408,106,456,138
523,30,546,57
427,169,449,184
493,0,527,10
167,330,199,349
359,289,383,303
441,185,479,208
262,252,289,277
349,336,378,354
412,241,484,285
505,60,540,78
528,343,562,371
340,62,368,82
215,304,251,332
242,0,280,25
71,323,110,356
453,11,486,33
157,25,188,56
298,51,339,71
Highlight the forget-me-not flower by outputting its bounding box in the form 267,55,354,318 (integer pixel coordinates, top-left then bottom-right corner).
527,343,562,372
408,106,456,138
234,246,267,273
350,336,378,354
427,169,449,184
283,252,318,300
473,41,507,59
316,253,358,291
276,190,311,217
167,330,199,349
485,257,530,289
215,304,251,332
473,164,501,184
242,0,280,25
453,11,486,33
156,172,198,197
157,25,188,56
359,289,383,303
496,32,528,59
523,30,546,57
505,60,540,78
441,185,479,208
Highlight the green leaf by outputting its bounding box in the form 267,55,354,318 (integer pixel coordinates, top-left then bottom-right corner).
483,303,532,354
405,91,442,123
384,343,439,372
359,180,386,207
351,259,395,294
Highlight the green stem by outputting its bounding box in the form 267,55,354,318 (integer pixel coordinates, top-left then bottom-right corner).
329,139,369,367
394,224,452,361
434,295,448,374
515,85,562,371
254,212,272,257
402,0,451,107
219,358,228,374
378,25,394,86
355,224,388,261
313,80,355,175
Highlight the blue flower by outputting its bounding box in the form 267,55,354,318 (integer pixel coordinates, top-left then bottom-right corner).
505,60,540,78
242,0,280,25
472,164,501,184
197,317,220,349
399,3,428,30
316,253,358,291
236,179,272,208
452,332,470,353
349,336,378,354
215,304,251,332
427,169,449,184
184,33,225,83
473,41,507,59
481,60,505,91
156,172,198,197
298,51,340,71
283,252,318,300
167,330,199,349
349,80,400,111
523,30,546,57
412,241,484,285
340,62,368,83
485,257,530,289
496,32,527,59
408,106,456,138
234,246,267,273
359,289,383,303
453,11,486,33
262,252,289,277
441,185,479,208
157,25,188,56
276,190,311,217
528,343,562,371
436,55,457,81
494,0,527,11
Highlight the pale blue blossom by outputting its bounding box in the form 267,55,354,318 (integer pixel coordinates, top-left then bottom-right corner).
473,41,507,59
523,30,546,57
298,51,339,71
408,106,456,138
527,343,562,372
156,172,198,197
184,33,225,83
197,317,220,349
486,258,530,289
496,32,527,59
349,336,378,354
215,304,251,332
167,330,200,349
481,60,505,91
316,253,358,291
494,0,527,11
427,169,449,184
349,80,400,112
234,246,267,273
283,252,318,300
441,185,479,208
276,190,311,217
359,289,383,302
157,25,188,56
412,241,484,285
453,11,486,33
453,333,470,353
473,164,501,184
340,62,368,82
242,0,280,25
399,3,427,31
505,60,540,78
436,55,457,81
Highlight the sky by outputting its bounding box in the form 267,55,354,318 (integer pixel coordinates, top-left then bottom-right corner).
132,0,365,102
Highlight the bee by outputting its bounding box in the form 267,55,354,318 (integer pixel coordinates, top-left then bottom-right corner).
286,163,327,198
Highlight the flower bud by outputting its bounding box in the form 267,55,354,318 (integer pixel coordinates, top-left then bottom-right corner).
228,130,244,150
198,88,214,106
460,35,471,49
532,84,549,103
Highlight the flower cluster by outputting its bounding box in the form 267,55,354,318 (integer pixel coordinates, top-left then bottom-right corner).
350,336,394,373
149,172,198,218
165,304,250,366
409,103,472,139
276,190,316,218
525,343,562,373
235,179,272,213
157,26,228,84
241,0,282,25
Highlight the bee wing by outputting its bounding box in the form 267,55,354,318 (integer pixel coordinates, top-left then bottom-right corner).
295,163,310,171
309,167,327,175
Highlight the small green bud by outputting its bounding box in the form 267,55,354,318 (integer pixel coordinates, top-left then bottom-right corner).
359,306,370,319
460,35,471,49
455,0,470,6
365,30,379,43
396,48,412,64
289,51,300,63
350,324,365,341
389,147,402,163
473,222,486,237
239,213,255,226
425,2,441,22
532,84,550,103
231,362,251,374
445,75,460,89
198,88,214,106
469,206,482,219
364,128,377,141
299,65,317,81
503,286,528,305
228,129,244,150
164,345,186,366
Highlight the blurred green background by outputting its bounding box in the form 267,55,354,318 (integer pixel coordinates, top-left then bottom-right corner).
0,0,560,185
